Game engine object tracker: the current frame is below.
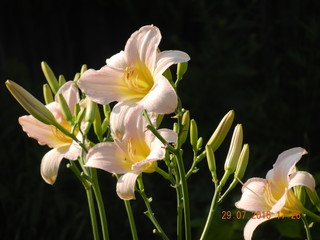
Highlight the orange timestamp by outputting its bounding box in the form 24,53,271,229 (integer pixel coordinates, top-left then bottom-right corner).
221,210,301,220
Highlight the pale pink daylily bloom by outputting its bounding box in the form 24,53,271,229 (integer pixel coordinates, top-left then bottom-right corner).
235,147,316,240
19,81,81,184
85,103,177,200
77,25,190,114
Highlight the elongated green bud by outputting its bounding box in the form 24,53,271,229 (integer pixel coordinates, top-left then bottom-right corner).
76,108,86,124
196,137,203,151
80,64,88,75
207,110,235,152
58,74,66,87
43,83,54,104
101,117,110,136
306,188,320,212
41,61,59,94
179,110,190,145
85,100,96,124
234,144,249,180
93,105,103,141
176,62,188,81
156,114,164,128
163,67,172,82
190,119,198,148
6,80,57,125
103,104,111,118
173,122,178,133
57,94,73,122
224,124,243,173
74,72,80,81
206,144,217,180
294,185,306,205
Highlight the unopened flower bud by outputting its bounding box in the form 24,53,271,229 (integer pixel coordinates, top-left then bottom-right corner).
173,122,178,133
179,110,190,145
224,124,243,173
6,80,57,125
80,64,88,75
207,110,234,152
93,105,103,141
190,119,198,149
163,67,173,82
41,61,59,94
196,137,203,151
85,99,96,124
176,62,188,81
76,108,86,124
58,74,66,87
43,83,54,104
206,144,217,180
234,144,249,180
294,185,306,205
73,72,80,81
57,93,73,122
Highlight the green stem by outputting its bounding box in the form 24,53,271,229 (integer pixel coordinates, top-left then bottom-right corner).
91,168,110,240
176,181,183,240
301,207,320,222
86,187,100,240
175,150,191,240
199,183,220,240
124,200,139,240
301,214,312,240
137,177,169,240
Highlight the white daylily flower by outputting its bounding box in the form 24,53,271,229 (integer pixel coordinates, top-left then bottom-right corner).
78,25,190,114
18,81,81,184
235,147,316,240
85,103,177,200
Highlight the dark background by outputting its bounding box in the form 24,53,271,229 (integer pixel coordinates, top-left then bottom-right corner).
1,0,320,239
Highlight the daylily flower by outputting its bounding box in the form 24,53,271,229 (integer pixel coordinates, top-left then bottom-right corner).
235,147,316,240
77,25,190,114
18,81,82,184
85,103,177,200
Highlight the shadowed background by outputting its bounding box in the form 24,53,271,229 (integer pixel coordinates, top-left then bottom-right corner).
1,0,320,239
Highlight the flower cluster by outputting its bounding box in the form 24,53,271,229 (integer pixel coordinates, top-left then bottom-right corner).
6,25,320,240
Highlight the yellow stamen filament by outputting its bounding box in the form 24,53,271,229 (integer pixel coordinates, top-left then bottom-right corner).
124,62,154,98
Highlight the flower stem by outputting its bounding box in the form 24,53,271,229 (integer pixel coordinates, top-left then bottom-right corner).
199,183,220,240
86,187,100,240
91,168,110,240
137,177,169,240
123,200,139,240
174,150,192,240
301,214,312,240
301,207,320,222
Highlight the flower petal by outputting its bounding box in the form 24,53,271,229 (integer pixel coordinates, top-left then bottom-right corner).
124,25,160,71
106,50,126,69
77,66,134,105
19,115,65,148
85,142,130,174
155,50,190,78
110,102,143,140
116,172,140,200
235,178,270,212
62,138,81,160
243,217,276,240
266,147,307,198
139,75,177,114
40,148,65,184
55,81,80,113
289,171,316,191
269,147,307,182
